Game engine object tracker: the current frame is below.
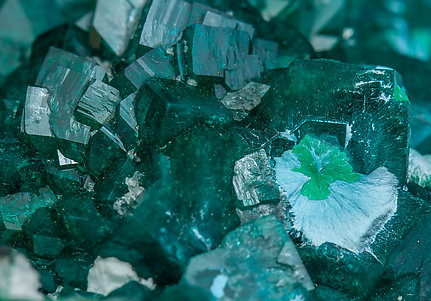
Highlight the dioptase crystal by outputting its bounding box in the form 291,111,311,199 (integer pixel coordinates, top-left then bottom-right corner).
93,0,147,56
233,149,279,207
139,0,191,48
87,126,127,176
184,24,253,78
299,242,384,297
252,38,279,70
0,189,56,231
246,0,291,21
257,59,411,184
46,162,82,194
75,80,121,128
298,190,430,296
183,215,314,300
224,54,263,90
187,2,222,26
32,234,65,259
202,11,255,38
22,206,65,259
156,284,215,301
124,47,176,90
0,138,48,196
371,274,420,301
0,192,37,231
57,192,114,246
117,91,139,149
220,82,270,120
107,281,154,301
294,120,349,148
35,47,105,86
23,86,53,137
36,47,105,144
135,78,233,145
109,176,192,282
0,0,67,78
54,252,93,290
94,157,143,217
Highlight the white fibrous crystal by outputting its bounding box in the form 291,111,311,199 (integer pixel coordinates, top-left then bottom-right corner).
275,149,398,253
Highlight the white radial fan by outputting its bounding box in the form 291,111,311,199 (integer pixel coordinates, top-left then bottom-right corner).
275,144,398,254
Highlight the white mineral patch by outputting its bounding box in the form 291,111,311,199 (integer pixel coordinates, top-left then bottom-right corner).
0,251,44,300
57,149,78,167
345,123,352,148
210,274,228,298
275,151,398,253
87,256,155,296
408,149,431,189
113,171,145,216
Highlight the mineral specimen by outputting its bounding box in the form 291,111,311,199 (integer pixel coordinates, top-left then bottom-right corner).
1,0,431,300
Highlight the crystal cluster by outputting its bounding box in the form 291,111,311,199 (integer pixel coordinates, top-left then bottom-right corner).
1,0,431,300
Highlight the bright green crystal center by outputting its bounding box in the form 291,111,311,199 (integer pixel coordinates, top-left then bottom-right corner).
393,82,410,102
292,135,360,200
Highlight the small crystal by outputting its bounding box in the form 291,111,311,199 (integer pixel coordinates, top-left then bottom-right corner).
233,149,279,207
139,0,191,48
57,149,78,168
23,86,53,137
93,0,147,56
124,47,175,89
75,80,121,127
220,82,270,120
202,11,255,38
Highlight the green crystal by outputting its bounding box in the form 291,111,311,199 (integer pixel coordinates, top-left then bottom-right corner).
22,207,66,259
93,0,147,56
116,92,139,150
183,215,314,300
0,138,48,196
87,126,127,176
3,0,431,299
0,188,56,231
58,192,114,246
36,47,105,145
135,78,233,145
139,0,191,49
75,80,121,128
291,135,359,200
124,47,176,90
257,59,411,184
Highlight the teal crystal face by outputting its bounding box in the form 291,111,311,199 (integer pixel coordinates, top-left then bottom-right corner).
2,0,431,300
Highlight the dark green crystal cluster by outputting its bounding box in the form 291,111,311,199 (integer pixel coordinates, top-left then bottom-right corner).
1,0,431,300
